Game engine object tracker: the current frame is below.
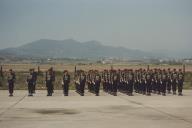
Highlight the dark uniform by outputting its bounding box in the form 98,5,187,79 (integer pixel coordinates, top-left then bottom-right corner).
45,68,55,96
79,72,86,96
157,70,162,95
127,70,134,96
111,70,118,96
94,72,101,96
7,69,16,96
161,70,167,96
62,70,70,96
26,69,36,96
32,70,37,94
141,70,146,95
146,70,152,96
178,69,184,96
172,69,178,95
166,69,172,94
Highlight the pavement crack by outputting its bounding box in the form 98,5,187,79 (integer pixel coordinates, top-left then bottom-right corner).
117,95,192,126
0,94,27,117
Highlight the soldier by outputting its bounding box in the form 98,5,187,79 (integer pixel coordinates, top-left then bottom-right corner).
178,69,184,96
74,70,80,94
157,69,162,95
134,70,139,93
127,69,134,96
151,69,156,94
138,69,143,94
112,70,118,96
75,71,86,96
166,68,172,94
62,70,70,96
141,69,147,95
26,69,36,96
7,69,16,96
172,69,178,95
119,70,124,92
0,66,3,78
161,69,167,96
146,70,152,96
94,71,101,96
45,68,55,96
31,69,37,94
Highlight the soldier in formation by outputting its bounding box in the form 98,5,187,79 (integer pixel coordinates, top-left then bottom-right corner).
75,70,86,96
26,69,37,96
101,69,119,96
45,67,55,96
87,70,101,96
62,70,70,96
3,67,185,97
7,69,16,96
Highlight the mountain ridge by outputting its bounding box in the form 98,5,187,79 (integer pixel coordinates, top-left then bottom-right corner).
0,39,176,59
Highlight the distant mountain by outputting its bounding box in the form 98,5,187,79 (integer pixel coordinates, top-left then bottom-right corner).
0,39,163,59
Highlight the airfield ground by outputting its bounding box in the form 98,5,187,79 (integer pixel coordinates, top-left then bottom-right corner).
0,90,192,128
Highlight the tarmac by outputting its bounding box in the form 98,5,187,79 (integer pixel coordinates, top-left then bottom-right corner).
0,90,192,128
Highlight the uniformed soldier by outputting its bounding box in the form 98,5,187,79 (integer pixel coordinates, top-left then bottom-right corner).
74,70,80,94
127,69,134,96
94,71,101,96
161,69,167,96
62,70,70,96
141,69,147,95
102,70,109,92
151,69,156,94
112,70,119,96
157,69,162,95
146,70,152,96
166,68,172,94
26,69,36,96
31,69,37,94
7,69,16,97
178,69,184,96
172,69,178,95
45,68,55,96
134,70,139,93
79,71,86,96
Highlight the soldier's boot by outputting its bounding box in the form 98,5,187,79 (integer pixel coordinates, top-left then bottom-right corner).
9,94,13,97
129,93,133,96
147,92,151,96
142,91,146,95
96,93,99,96
157,91,161,95
114,92,117,96
173,91,176,95
162,93,166,96
28,93,33,96
167,90,171,94
178,92,183,96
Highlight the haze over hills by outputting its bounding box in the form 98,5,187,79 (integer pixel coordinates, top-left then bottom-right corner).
0,39,190,59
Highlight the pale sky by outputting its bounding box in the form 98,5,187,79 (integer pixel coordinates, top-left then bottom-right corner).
0,0,191,53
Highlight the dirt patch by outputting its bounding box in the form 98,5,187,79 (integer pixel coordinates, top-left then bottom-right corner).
34,109,80,115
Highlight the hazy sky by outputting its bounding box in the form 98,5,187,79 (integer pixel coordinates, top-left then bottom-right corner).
0,0,191,52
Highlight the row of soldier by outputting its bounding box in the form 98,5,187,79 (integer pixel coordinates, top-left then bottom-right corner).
101,68,184,96
4,67,184,96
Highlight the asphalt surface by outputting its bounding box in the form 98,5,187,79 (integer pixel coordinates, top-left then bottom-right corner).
0,90,192,128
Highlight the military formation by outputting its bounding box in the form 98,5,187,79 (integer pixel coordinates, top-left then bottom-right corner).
0,67,185,97
101,68,184,96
